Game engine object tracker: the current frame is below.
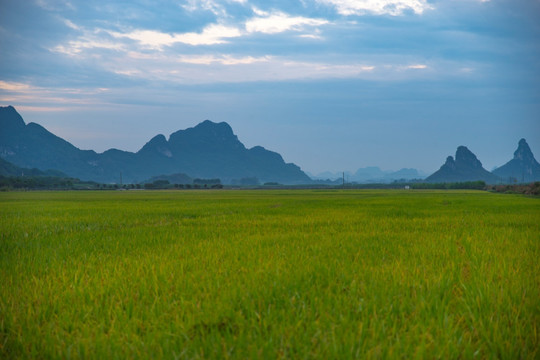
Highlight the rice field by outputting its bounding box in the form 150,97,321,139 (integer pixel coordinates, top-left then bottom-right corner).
0,190,538,358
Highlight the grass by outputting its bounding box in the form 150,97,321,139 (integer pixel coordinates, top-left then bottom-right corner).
0,190,539,358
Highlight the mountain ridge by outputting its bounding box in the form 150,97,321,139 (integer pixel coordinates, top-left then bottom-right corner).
0,106,311,184
492,139,540,182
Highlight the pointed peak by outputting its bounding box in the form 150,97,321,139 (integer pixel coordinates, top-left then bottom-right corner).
138,133,170,154
0,105,26,129
456,145,473,156
445,156,455,164
455,146,482,168
514,138,534,161
149,134,167,143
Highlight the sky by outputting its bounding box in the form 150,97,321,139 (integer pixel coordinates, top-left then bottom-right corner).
1,0,539,175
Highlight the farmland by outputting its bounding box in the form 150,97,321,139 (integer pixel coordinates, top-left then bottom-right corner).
0,190,538,358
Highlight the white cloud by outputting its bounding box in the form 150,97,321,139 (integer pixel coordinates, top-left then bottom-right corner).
62,18,80,30
56,10,328,56
52,38,124,56
109,24,242,48
175,24,242,45
298,34,324,40
316,0,432,16
407,64,427,69
246,11,329,34
177,55,271,65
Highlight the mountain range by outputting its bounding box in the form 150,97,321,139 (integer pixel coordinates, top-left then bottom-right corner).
426,140,540,184
0,106,310,184
1,105,539,185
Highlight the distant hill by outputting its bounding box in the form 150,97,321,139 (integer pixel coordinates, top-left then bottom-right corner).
0,106,311,184
426,146,500,184
492,139,540,182
0,156,67,178
311,167,424,183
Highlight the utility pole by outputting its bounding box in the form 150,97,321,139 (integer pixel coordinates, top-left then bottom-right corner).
120,171,123,186
342,172,345,187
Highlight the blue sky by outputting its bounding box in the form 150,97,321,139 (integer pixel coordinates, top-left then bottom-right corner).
1,0,539,175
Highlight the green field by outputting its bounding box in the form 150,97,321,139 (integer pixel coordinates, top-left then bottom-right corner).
1,190,539,358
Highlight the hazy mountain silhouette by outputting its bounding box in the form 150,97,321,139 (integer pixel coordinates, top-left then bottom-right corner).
426,146,500,183
0,106,311,184
312,167,423,183
492,139,540,182
0,157,67,177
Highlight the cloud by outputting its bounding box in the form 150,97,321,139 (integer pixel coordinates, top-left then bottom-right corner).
100,52,447,84
407,64,427,69
51,8,330,56
53,38,124,55
35,0,75,11
109,24,242,48
177,55,272,65
13,106,74,112
62,18,80,30
315,0,433,16
182,0,248,17
0,80,111,112
0,81,33,92
245,10,329,34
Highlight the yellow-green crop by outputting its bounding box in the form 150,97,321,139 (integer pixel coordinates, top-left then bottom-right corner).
1,190,538,358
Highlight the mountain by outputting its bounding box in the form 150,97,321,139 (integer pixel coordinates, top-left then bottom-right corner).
492,139,540,182
426,146,500,184
0,106,311,184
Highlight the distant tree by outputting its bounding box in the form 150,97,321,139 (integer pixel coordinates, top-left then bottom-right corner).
153,180,170,188
194,178,221,186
